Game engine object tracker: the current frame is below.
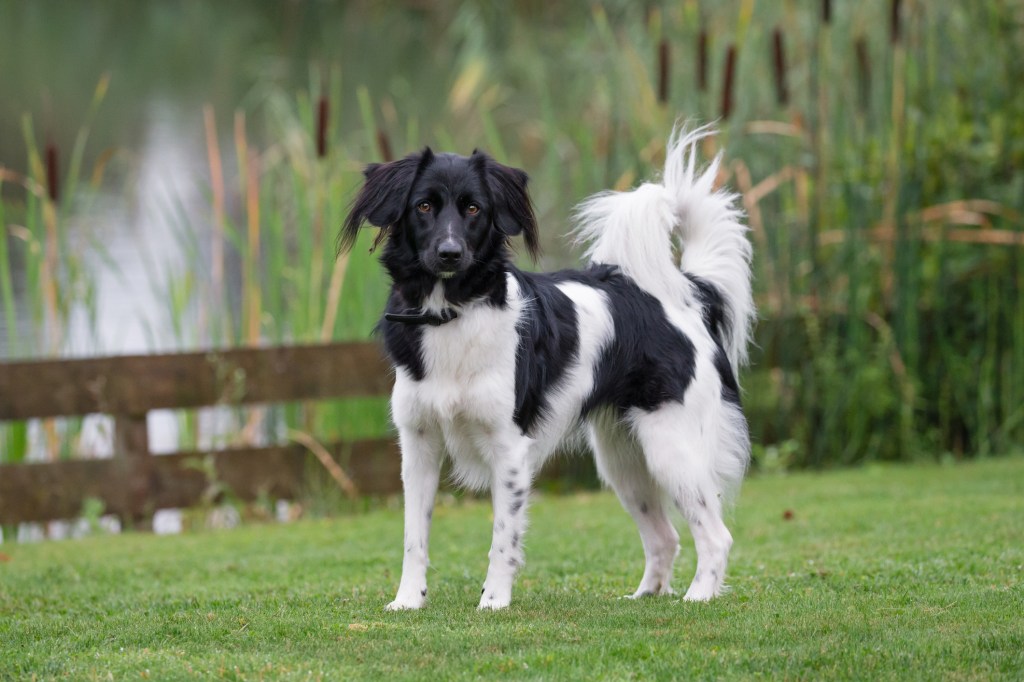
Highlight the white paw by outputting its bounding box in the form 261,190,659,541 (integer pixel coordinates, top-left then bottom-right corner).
385,592,426,611
682,585,716,602
478,591,511,610
626,584,676,599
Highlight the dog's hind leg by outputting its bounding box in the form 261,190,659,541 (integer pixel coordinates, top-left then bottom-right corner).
588,411,680,598
386,425,443,611
479,432,534,610
630,403,738,601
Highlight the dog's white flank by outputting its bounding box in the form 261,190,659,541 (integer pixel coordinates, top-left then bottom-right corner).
348,126,754,611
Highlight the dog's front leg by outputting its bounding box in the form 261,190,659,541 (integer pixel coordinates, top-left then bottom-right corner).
386,425,442,611
479,435,533,610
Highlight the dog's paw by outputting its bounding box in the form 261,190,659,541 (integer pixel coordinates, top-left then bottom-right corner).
684,572,726,601
625,583,676,599
478,591,511,610
682,585,717,602
385,592,426,611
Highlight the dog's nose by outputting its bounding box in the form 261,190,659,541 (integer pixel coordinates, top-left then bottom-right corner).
437,241,463,266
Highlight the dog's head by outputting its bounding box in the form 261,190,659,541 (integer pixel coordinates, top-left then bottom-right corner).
340,149,539,279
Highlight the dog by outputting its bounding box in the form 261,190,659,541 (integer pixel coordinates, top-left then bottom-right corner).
340,126,754,610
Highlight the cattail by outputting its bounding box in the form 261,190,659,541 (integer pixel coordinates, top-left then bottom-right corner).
855,36,871,111
697,29,708,92
822,0,832,24
721,44,737,120
316,96,329,158
657,40,670,104
376,129,393,163
772,28,788,107
891,0,902,44
45,141,59,203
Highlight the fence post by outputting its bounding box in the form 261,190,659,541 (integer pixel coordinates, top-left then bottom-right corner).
114,412,152,529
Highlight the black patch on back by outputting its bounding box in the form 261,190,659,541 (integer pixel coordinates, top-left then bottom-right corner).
565,265,697,415
510,271,580,434
689,275,742,407
688,274,729,347
713,347,742,406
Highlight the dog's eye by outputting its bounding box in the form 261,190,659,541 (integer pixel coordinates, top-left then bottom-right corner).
466,204,480,216
417,202,432,213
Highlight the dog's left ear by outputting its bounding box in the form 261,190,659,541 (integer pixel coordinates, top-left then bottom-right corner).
473,151,540,260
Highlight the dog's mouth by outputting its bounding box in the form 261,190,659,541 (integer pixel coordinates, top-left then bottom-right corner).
439,271,457,280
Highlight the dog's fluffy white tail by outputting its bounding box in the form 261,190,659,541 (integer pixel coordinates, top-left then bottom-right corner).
574,125,755,374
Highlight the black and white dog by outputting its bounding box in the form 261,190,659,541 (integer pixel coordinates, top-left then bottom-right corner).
340,127,754,610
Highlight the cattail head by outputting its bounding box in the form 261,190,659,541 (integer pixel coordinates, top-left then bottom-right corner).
316,96,329,159
657,40,670,104
376,130,393,163
772,28,788,107
697,29,708,92
891,0,902,44
45,141,59,204
721,44,737,120
855,37,871,111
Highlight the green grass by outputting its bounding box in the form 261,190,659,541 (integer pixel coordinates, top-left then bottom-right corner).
2,458,1022,680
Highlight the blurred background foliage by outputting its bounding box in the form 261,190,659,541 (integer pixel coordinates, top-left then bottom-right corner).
1,0,1022,471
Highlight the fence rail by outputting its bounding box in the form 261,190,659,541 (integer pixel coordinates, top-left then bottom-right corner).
0,342,400,525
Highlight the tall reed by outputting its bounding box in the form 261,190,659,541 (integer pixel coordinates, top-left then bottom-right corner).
5,3,1022,472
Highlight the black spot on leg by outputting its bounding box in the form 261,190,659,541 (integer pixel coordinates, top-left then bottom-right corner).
481,587,485,595
640,502,649,515
512,532,520,548
487,593,495,601
427,509,433,521
508,558,518,567
421,588,427,597
509,468,518,477
504,480,515,490
497,520,506,532
698,495,708,509
513,488,526,498
510,500,524,515
711,570,719,580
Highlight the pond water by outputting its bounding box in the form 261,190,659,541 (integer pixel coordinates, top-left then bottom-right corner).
1,1,540,358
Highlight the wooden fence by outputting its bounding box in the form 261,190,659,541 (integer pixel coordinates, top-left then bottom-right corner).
0,319,804,527
0,342,401,525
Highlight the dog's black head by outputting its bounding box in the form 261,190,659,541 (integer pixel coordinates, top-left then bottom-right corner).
340,149,539,292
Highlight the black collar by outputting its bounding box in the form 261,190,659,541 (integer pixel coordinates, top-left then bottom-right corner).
384,308,459,327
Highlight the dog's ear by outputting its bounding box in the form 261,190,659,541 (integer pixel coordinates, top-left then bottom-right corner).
339,148,433,254
474,151,540,261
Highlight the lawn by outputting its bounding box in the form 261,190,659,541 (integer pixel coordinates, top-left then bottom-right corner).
2,457,1022,681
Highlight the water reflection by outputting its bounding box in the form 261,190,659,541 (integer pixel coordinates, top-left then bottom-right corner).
0,0,459,358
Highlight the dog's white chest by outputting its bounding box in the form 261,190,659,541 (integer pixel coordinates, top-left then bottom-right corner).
392,278,524,430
